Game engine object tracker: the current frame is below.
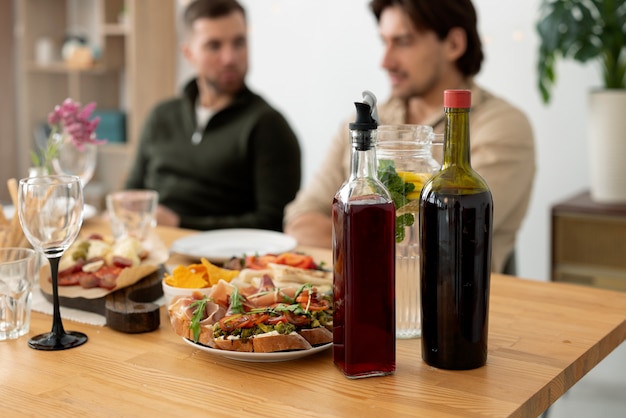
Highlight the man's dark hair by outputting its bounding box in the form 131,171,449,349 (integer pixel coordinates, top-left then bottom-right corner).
183,0,246,29
369,0,483,76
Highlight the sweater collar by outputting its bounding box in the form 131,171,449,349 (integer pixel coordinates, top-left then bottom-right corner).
182,78,254,114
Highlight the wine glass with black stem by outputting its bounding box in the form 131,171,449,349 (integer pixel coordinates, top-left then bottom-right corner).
17,174,88,350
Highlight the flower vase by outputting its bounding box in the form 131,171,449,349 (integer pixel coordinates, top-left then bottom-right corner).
588,90,626,203
28,166,48,177
51,132,98,187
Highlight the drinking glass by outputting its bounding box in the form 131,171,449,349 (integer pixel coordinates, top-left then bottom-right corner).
0,248,37,340
51,136,97,187
106,190,158,241
18,174,88,350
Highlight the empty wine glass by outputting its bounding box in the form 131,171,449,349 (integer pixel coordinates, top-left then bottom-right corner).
51,134,97,187
17,174,88,350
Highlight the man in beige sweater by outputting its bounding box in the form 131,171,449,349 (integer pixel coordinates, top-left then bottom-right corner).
283,0,535,274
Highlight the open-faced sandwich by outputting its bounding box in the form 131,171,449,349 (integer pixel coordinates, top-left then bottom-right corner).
56,233,149,290
169,274,333,353
224,252,333,294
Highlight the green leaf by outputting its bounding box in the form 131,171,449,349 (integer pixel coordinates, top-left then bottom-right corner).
395,213,414,243
574,43,601,61
535,0,626,102
30,151,41,167
189,297,209,342
377,159,418,243
229,286,245,314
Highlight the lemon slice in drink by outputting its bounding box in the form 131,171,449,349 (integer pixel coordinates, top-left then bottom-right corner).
395,171,432,215
396,199,421,215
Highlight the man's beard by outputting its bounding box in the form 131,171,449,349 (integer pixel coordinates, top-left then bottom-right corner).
389,59,443,100
200,72,244,96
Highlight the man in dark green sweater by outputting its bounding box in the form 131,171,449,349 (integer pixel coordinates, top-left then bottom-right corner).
125,0,301,232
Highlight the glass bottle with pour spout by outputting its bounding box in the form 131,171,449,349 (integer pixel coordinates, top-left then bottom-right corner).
377,125,441,339
332,91,396,378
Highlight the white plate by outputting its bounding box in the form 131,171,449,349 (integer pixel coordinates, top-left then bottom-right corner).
183,338,331,362
2,203,96,220
1,205,14,219
83,204,97,220
170,229,297,263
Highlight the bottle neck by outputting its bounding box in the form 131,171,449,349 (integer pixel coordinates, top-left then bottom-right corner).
442,107,471,170
350,129,378,180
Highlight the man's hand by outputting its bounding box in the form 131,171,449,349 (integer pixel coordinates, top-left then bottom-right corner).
156,204,180,227
284,212,333,249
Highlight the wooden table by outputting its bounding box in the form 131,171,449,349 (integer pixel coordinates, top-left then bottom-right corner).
2,219,626,417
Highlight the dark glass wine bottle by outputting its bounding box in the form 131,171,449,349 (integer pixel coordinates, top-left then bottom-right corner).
332,92,396,378
418,89,493,370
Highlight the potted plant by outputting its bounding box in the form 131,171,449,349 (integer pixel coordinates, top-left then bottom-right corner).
536,0,626,203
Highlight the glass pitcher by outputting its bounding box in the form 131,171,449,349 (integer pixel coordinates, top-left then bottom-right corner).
377,125,441,339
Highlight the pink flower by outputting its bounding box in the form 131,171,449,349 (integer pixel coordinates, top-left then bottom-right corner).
47,98,107,150
33,98,108,169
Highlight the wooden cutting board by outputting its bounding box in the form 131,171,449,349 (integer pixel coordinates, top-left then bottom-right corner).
40,266,165,333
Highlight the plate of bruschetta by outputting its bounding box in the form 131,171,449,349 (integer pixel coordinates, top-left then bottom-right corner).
167,253,334,362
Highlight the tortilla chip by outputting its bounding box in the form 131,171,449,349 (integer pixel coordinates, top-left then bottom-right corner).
164,258,238,289
201,258,239,285
164,264,210,288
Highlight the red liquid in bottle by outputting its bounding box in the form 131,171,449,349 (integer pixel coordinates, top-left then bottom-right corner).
419,189,492,370
332,196,396,378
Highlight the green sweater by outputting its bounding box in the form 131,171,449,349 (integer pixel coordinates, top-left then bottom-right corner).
125,80,301,231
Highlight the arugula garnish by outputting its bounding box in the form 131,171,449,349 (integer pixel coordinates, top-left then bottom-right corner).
293,283,312,300
377,159,416,243
189,297,209,342
294,283,314,312
229,286,245,314
274,303,308,316
315,260,328,271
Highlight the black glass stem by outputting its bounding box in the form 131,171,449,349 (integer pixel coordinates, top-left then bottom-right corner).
28,254,88,350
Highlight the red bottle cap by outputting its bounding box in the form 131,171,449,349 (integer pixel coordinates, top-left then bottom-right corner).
444,89,471,108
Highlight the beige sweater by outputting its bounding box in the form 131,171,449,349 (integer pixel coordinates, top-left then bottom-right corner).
284,83,535,273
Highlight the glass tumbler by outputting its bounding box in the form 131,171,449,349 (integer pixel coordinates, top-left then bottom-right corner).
0,248,38,340
377,125,441,339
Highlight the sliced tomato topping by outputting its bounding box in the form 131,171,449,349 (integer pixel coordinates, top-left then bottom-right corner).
220,314,249,331
299,299,331,311
244,254,278,270
295,289,331,312
274,253,315,269
252,313,270,325
219,313,273,331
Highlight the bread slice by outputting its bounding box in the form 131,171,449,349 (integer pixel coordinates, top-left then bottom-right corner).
196,325,215,347
168,298,193,339
214,336,254,352
170,313,191,339
168,298,216,347
251,332,313,353
298,327,333,346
